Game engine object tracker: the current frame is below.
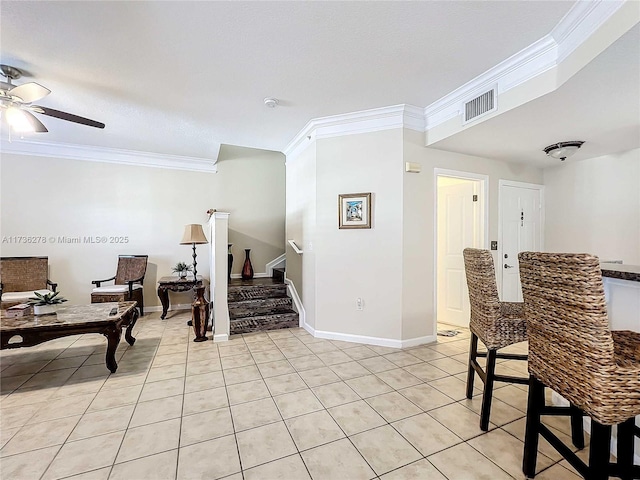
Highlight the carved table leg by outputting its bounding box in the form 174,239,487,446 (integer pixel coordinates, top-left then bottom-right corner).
104,325,122,373
158,286,170,320
187,287,198,326
124,309,139,346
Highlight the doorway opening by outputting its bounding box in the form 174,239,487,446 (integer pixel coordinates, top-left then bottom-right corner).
434,170,488,332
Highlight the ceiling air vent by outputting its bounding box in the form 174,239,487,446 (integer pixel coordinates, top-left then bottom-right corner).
462,88,497,124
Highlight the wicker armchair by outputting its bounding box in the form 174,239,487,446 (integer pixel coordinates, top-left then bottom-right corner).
462,248,529,431
519,252,640,480
91,255,148,316
0,256,57,309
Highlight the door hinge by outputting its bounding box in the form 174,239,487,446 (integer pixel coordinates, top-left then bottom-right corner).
472,195,478,202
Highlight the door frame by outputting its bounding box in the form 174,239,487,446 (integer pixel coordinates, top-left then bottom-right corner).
433,168,489,332
497,179,545,297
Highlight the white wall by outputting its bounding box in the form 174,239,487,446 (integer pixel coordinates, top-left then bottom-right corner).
217,145,287,275
284,127,544,346
285,142,317,328
0,146,285,308
315,129,404,341
544,148,640,264
401,130,433,341
403,129,543,339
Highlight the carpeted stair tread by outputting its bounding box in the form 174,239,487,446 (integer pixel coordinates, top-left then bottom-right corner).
227,280,298,335
228,284,288,302
229,297,294,319
230,311,299,334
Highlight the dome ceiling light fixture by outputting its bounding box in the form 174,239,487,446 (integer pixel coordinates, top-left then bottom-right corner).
263,97,279,108
543,141,585,161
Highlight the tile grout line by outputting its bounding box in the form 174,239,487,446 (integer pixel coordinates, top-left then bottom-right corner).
3,318,550,480
218,336,246,480
244,330,313,478
97,316,166,479
172,323,201,480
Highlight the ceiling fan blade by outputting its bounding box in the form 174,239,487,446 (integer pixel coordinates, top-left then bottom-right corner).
9,82,51,103
22,110,49,133
34,106,105,129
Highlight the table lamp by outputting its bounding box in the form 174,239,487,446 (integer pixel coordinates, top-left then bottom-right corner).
180,224,208,280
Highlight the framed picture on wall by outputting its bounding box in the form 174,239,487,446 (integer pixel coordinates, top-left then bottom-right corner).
338,192,371,229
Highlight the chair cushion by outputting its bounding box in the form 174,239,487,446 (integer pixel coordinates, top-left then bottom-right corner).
1,289,54,302
92,285,143,294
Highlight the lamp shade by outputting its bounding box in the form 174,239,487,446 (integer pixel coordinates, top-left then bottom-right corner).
180,224,208,245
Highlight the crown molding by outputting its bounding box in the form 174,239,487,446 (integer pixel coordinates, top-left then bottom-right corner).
552,0,625,63
284,104,424,159
425,0,627,131
313,104,425,140
0,139,219,173
284,0,628,154
424,34,559,130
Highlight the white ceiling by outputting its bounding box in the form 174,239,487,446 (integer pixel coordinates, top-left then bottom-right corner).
1,1,580,160
431,23,640,167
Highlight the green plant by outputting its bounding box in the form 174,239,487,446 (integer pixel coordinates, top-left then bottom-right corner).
172,262,193,273
28,291,68,306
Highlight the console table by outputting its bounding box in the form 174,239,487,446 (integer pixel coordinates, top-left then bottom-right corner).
0,302,138,373
157,276,206,320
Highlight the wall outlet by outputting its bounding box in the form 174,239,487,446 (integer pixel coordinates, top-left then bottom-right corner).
356,298,364,311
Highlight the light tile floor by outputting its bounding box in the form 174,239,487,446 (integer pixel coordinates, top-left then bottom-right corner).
0,312,592,479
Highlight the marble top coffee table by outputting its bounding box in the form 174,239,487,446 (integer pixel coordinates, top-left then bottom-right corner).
0,302,138,373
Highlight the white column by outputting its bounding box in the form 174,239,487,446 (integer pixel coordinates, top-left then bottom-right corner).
209,212,230,341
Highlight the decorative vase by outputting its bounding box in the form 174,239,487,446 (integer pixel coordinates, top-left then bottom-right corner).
228,244,233,280
34,304,56,315
179,270,188,279
241,248,254,280
191,286,209,342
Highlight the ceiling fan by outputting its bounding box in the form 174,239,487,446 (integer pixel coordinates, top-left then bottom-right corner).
0,64,105,133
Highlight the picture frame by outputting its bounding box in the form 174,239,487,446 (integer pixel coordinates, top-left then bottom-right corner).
338,192,371,229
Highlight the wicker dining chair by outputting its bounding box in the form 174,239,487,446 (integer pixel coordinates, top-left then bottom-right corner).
519,252,640,480
91,255,148,316
0,256,58,309
463,248,529,431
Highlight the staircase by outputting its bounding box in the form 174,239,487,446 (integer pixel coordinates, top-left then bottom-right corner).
228,277,298,335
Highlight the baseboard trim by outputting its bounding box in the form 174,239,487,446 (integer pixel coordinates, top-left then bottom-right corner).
400,335,438,348
266,254,286,277
213,333,229,342
284,276,305,327
303,327,436,349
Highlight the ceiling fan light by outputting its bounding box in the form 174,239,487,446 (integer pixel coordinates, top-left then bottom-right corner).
543,141,585,161
5,106,35,133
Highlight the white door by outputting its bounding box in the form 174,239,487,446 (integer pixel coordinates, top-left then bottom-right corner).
437,177,482,327
500,182,543,302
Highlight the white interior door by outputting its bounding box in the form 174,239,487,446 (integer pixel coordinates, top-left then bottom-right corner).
437,177,482,327
500,182,543,302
